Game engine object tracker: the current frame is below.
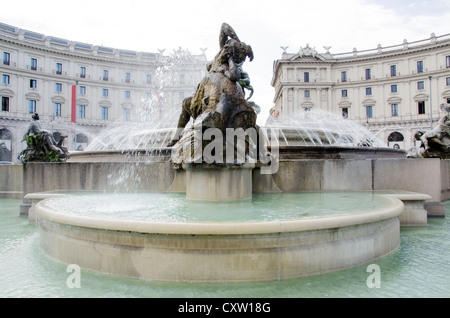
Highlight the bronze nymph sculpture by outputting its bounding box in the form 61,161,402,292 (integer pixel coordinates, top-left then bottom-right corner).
168,23,261,166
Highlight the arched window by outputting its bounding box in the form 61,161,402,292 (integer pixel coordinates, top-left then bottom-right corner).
73,133,89,151
0,128,13,162
75,133,88,144
388,131,404,142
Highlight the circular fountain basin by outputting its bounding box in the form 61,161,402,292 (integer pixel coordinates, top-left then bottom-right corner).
35,192,403,282
67,145,406,162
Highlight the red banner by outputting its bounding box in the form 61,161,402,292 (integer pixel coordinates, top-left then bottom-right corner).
71,85,76,123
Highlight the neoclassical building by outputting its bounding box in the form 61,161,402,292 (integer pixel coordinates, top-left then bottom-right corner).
271,33,450,150
0,22,208,162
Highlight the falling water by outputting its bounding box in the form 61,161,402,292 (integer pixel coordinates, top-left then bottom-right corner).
263,109,387,147
85,48,206,152
83,109,387,151
83,52,386,152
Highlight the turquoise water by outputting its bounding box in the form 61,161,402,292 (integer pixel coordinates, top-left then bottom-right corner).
0,197,449,297
43,192,392,222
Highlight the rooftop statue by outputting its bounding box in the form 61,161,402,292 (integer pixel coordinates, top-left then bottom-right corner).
168,23,261,166
407,103,450,159
18,113,69,162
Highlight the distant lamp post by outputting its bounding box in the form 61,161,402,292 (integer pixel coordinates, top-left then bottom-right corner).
429,76,433,129
73,80,78,151
290,87,295,116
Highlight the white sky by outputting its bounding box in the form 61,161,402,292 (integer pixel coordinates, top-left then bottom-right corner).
1,0,450,120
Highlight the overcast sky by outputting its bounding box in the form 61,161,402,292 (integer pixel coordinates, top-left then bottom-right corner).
1,0,450,120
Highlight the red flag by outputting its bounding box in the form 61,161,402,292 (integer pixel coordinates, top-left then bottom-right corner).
71,85,76,123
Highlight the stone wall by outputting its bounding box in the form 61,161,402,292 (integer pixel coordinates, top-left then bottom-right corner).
440,159,450,201
0,164,23,198
20,158,450,216
253,158,449,216
22,161,185,194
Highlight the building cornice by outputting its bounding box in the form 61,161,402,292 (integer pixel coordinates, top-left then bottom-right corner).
0,36,158,67
332,42,450,65
272,34,450,86
0,21,207,68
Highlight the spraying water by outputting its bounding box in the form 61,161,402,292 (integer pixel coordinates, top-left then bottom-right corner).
83,50,386,151
263,108,387,147
85,48,207,151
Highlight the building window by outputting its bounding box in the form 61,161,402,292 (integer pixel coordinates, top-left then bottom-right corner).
391,104,398,117
417,81,424,90
102,107,108,120
388,132,404,143
366,87,372,96
304,90,310,98
446,77,450,86
55,83,62,92
417,61,423,73
390,65,396,77
29,100,36,113
341,71,347,82
418,101,426,114
31,58,37,71
180,74,185,84
304,72,309,82
78,105,86,119
144,108,151,121
180,91,185,101
341,89,347,98
1,97,9,112
125,72,131,83
103,70,109,81
124,91,130,99
79,86,86,95
30,79,37,89
146,74,152,84
2,74,10,84
3,52,10,65
124,108,130,121
80,67,86,78
56,63,62,75
54,103,62,117
365,68,371,80
102,89,108,97
342,107,348,118
446,56,450,68
366,105,373,118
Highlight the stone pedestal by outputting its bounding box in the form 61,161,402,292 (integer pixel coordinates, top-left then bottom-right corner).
380,191,431,226
183,163,255,201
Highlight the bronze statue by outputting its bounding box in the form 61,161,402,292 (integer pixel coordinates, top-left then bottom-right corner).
168,23,261,165
407,103,450,158
18,113,69,162
189,23,255,120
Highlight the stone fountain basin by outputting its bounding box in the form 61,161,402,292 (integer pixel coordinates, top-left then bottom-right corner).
34,192,404,282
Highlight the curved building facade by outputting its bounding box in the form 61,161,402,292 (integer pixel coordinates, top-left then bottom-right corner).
271,34,450,150
0,22,208,162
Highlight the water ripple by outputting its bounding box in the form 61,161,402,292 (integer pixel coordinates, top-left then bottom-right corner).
0,198,449,297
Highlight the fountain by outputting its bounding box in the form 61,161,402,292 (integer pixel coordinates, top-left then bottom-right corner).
26,23,441,283
35,191,403,282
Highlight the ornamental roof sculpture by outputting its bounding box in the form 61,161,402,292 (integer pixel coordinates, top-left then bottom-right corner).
298,44,317,57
